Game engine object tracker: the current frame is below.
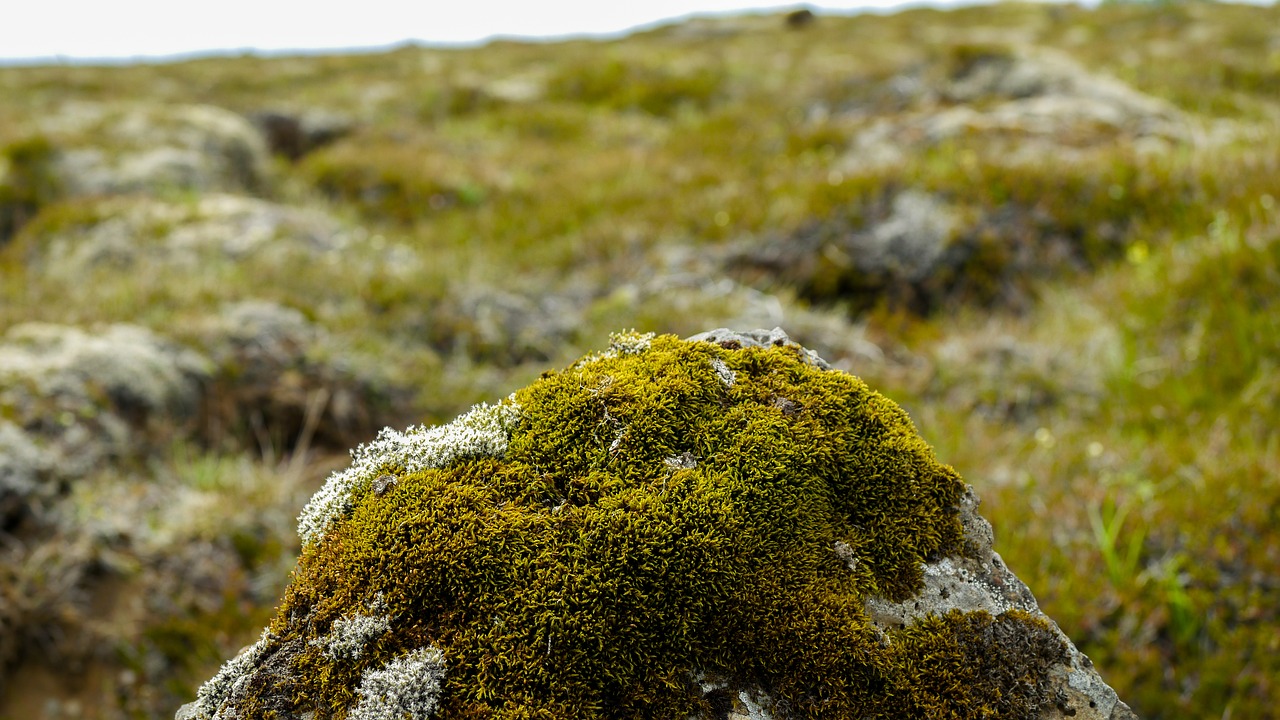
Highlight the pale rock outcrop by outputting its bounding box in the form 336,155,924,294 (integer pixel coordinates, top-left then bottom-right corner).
843,48,1198,170
38,102,270,198
15,194,351,278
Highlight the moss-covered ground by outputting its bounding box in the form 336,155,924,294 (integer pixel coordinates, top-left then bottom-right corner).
1,2,1278,718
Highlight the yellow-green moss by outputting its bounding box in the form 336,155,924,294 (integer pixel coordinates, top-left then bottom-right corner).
209,334,1072,718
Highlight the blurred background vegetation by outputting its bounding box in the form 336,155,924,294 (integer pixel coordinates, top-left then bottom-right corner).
1,2,1277,718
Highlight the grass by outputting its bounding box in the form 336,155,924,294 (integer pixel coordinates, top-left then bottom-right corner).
1,2,1278,718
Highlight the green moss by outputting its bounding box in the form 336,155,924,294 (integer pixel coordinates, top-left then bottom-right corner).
301,136,488,224
0,135,60,243
546,58,725,117
882,609,1067,719
209,334,1073,718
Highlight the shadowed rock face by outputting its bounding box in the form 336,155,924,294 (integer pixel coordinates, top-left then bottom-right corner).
178,329,1136,720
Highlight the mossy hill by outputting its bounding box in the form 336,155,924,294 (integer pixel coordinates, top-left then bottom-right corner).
0,3,1278,719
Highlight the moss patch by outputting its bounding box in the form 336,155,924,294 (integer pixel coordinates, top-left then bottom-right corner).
198,333,1072,718
0,135,60,244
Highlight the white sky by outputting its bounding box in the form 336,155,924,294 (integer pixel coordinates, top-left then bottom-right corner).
1,1,991,64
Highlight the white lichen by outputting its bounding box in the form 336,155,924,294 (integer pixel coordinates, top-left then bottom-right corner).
738,688,776,720
348,646,448,720
311,594,392,660
834,540,858,570
711,357,736,387
192,627,275,720
609,330,655,355
297,398,522,546
573,331,656,368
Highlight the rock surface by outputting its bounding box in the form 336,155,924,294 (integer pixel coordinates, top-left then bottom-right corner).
179,329,1136,720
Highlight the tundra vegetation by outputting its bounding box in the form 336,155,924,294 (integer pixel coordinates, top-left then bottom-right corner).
0,2,1278,719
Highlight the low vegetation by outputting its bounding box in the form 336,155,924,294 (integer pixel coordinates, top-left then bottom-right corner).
0,2,1277,718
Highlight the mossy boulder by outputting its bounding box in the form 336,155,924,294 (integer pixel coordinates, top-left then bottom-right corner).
180,329,1134,719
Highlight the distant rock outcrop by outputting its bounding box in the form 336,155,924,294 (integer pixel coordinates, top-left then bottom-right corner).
0,102,271,243
843,47,1196,169
8,194,350,277
179,329,1136,720
0,316,397,712
36,102,268,197
195,300,398,451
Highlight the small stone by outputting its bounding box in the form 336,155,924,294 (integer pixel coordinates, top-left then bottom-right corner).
373,474,398,496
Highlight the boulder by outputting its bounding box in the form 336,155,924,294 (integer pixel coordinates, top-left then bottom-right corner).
427,285,585,366
726,182,1117,315
0,102,270,242
180,329,1135,719
728,190,968,314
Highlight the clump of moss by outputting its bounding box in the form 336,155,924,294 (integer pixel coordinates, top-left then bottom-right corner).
0,135,60,244
546,58,725,117
192,332,1068,719
882,609,1067,718
301,136,489,224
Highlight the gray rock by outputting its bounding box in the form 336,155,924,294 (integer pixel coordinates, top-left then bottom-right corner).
686,327,831,370
725,189,971,314
864,488,1136,719
853,190,960,282
429,285,584,365
842,48,1195,171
